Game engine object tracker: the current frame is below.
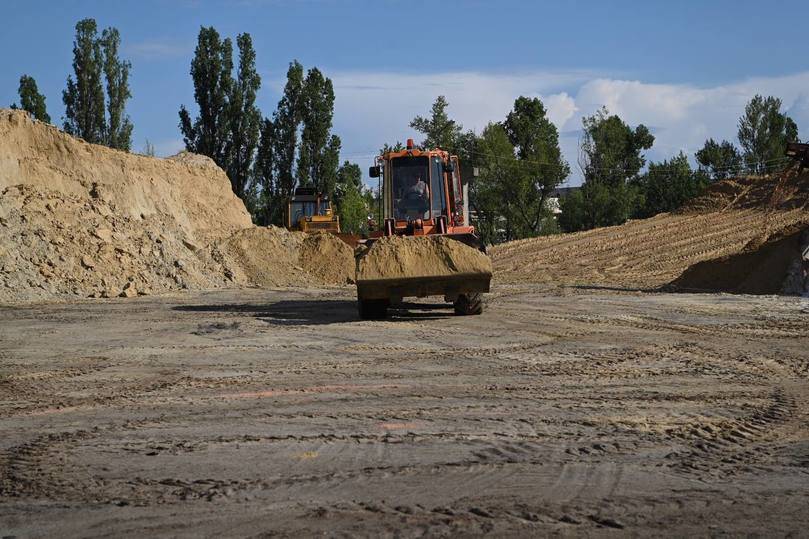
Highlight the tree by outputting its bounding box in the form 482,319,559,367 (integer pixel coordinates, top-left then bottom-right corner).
254,117,277,225
502,96,570,237
63,18,106,144
62,19,133,149
634,152,708,218
336,181,368,234
737,95,799,173
380,141,404,154
334,160,364,232
410,95,463,151
298,68,337,193
225,33,261,200
271,60,305,218
15,75,50,123
336,161,362,192
695,138,742,180
471,123,518,243
179,26,233,167
560,108,654,232
100,28,133,150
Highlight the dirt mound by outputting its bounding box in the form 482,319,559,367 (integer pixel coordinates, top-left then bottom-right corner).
299,233,356,285
211,228,354,288
0,110,251,244
492,168,809,293
683,167,809,213
0,109,355,303
357,236,492,282
669,225,809,294
0,183,229,302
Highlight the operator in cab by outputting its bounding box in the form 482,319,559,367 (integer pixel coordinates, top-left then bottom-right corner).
395,173,430,220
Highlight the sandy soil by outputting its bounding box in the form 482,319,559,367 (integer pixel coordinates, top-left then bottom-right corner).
2,286,807,537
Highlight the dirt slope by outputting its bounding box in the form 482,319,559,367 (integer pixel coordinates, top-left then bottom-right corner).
492,169,809,293
0,110,355,303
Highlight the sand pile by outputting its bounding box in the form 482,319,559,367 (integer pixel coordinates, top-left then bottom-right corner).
683,167,809,213
211,228,354,288
0,109,355,303
670,225,809,294
492,168,809,294
356,235,492,282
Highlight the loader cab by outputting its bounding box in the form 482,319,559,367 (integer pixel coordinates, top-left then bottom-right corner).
377,151,449,225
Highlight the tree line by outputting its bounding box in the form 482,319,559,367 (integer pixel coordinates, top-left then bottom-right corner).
400,93,801,243
177,27,365,231
11,18,133,151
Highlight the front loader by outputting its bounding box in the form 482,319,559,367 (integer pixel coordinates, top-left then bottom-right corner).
355,139,492,319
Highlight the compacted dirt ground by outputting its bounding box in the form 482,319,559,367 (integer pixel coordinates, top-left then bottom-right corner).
1,286,808,536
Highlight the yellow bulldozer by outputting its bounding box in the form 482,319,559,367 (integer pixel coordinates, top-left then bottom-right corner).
286,187,340,234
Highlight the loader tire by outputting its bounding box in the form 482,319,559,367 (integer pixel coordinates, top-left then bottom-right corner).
358,299,388,320
454,293,483,316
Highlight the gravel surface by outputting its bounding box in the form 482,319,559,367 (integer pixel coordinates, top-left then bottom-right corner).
2,285,808,536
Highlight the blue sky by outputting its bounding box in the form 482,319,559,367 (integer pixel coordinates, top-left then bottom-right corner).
3,0,808,185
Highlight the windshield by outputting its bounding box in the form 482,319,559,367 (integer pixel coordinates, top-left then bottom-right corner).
290,201,317,226
391,156,430,220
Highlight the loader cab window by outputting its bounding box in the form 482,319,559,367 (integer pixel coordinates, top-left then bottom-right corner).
431,156,446,217
391,156,430,221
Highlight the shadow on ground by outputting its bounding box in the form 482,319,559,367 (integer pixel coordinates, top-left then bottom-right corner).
173,300,454,326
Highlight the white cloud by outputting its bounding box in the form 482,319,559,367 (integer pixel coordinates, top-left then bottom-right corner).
328,69,809,185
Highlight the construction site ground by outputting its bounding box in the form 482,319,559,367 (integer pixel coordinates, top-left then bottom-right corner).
2,285,808,536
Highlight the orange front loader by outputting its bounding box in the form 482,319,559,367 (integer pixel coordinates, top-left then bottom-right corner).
356,139,491,319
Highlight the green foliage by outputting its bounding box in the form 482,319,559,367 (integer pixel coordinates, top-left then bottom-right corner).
469,123,517,244
332,161,367,234
380,141,404,154
179,26,233,166
560,108,654,232
270,60,305,222
695,138,742,180
225,33,261,199
558,181,640,233
179,29,263,202
63,19,106,144
254,117,277,225
336,161,362,191
16,75,50,123
634,152,708,218
100,28,133,150
409,95,463,152
502,96,570,237
298,68,338,193
737,95,799,173
63,19,132,150
336,181,368,234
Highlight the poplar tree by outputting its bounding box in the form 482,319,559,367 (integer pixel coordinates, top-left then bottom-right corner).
225,33,261,199
179,26,233,166
63,18,106,144
298,67,336,192
101,27,133,150
272,61,305,205
63,18,133,150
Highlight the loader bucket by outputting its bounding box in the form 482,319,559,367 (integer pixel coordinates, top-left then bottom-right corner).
355,235,492,319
